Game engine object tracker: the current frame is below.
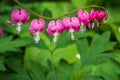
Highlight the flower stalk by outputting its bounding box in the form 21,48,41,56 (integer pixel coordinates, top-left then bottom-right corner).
14,0,107,20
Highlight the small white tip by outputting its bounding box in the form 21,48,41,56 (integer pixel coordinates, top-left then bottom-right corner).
16,23,22,33
16,25,21,33
53,33,58,43
34,32,40,44
88,22,94,30
71,32,74,40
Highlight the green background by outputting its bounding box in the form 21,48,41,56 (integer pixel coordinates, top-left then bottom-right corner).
0,0,120,80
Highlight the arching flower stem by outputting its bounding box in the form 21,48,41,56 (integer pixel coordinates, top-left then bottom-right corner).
14,0,107,20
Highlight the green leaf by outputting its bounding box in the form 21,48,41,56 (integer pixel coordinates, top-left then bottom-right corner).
24,47,50,69
5,57,24,73
0,73,30,80
77,31,116,66
0,36,49,52
0,36,32,52
55,61,73,80
93,61,119,80
76,38,89,62
55,33,75,49
107,8,120,23
0,57,6,71
26,60,46,80
110,23,120,42
54,44,79,65
29,38,49,50
46,72,56,80
3,55,30,80
109,59,120,75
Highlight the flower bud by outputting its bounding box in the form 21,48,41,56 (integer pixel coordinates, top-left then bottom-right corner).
88,9,96,30
96,11,106,28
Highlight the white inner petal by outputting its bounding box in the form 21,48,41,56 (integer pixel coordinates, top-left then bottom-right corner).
92,23,94,29
53,32,58,43
71,32,74,41
34,32,40,44
16,23,22,33
69,28,74,40
88,22,94,30
69,28,74,33
80,25,86,33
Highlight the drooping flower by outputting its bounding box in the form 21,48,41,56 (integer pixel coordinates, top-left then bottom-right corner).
77,10,89,33
63,17,80,40
30,19,45,43
88,9,96,30
0,28,3,36
96,11,107,28
7,9,29,33
47,20,64,43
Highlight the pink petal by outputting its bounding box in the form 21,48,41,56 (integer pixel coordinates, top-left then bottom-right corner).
71,17,80,32
63,17,71,32
11,9,21,24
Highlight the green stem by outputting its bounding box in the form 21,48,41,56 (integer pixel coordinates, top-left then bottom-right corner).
49,42,55,71
14,0,107,20
50,50,55,71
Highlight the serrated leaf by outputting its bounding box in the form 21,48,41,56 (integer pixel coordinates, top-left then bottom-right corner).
93,62,119,80
29,38,49,50
109,59,120,75
24,47,50,69
54,44,79,65
101,31,111,43
55,61,73,80
46,72,56,80
55,33,75,49
0,36,49,52
0,57,6,71
26,60,46,80
77,31,116,66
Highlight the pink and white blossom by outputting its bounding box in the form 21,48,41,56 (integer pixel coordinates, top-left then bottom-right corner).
7,9,29,33
30,19,45,43
63,17,80,40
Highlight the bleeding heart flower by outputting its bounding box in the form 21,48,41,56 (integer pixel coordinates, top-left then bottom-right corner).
7,9,30,33
63,17,80,40
88,9,96,30
47,20,64,43
77,10,89,33
96,11,107,28
30,19,45,43
0,28,3,36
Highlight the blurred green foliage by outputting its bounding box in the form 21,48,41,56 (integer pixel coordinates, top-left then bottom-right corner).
0,0,120,80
